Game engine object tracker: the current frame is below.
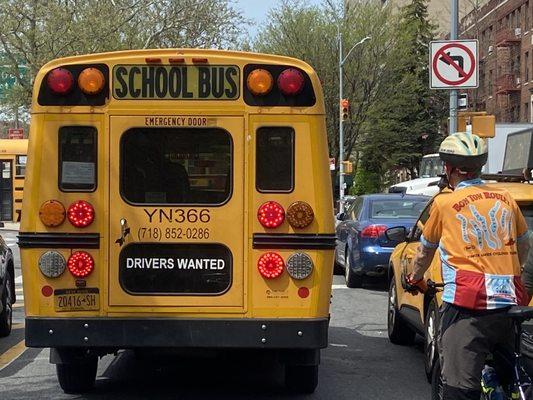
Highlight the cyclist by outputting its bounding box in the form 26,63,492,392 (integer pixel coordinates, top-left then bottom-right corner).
405,132,531,400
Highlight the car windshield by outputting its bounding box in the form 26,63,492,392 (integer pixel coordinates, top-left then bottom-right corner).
419,156,444,178
370,199,428,219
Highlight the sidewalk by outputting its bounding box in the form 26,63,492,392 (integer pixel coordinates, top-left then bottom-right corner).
0,222,20,231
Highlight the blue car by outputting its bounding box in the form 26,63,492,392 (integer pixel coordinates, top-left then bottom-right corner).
335,194,429,288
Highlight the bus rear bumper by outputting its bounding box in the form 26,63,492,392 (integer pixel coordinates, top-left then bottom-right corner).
25,317,329,349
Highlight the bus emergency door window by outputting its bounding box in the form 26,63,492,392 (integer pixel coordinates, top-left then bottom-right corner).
121,128,232,205
256,127,294,192
59,127,97,191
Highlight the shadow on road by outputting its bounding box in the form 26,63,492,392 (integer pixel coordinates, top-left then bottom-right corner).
1,326,430,400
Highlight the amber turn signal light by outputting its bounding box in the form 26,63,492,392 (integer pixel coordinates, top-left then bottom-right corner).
78,67,105,95
247,69,274,96
39,200,66,227
286,201,314,229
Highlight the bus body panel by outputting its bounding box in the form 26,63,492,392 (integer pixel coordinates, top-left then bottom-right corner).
0,139,28,222
21,50,334,354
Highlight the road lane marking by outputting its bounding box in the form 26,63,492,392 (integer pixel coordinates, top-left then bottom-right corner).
330,343,348,347
13,303,24,309
0,340,26,371
12,323,24,330
15,275,22,284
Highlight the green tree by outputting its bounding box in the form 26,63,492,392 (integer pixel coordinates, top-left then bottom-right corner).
254,0,401,165
0,0,247,115
359,0,447,188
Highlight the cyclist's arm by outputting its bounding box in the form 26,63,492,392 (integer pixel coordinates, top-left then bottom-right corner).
412,202,442,281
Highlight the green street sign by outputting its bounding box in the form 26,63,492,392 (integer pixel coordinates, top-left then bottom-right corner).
0,64,28,99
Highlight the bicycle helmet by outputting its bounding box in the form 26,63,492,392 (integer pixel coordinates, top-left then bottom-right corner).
439,132,488,172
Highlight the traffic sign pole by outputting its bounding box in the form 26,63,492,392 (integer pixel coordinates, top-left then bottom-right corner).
449,0,459,135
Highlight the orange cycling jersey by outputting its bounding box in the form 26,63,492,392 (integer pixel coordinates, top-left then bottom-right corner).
421,178,529,310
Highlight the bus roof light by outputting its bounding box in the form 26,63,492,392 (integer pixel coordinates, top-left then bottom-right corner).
247,69,274,96
67,200,95,228
67,251,94,278
78,67,105,95
192,58,209,63
145,57,162,63
169,57,185,63
257,201,285,228
277,68,305,96
258,252,285,279
47,68,74,95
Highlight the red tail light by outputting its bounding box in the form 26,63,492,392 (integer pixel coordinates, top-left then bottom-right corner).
67,200,95,228
47,68,74,95
258,252,285,279
361,225,387,238
67,251,94,278
277,68,305,96
257,201,285,228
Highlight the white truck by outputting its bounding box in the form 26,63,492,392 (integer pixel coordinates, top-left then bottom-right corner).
388,123,533,196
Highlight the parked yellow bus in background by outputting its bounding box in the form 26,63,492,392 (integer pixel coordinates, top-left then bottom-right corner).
0,138,28,223
20,49,335,394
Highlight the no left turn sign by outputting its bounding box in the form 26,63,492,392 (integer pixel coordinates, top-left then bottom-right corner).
430,40,478,89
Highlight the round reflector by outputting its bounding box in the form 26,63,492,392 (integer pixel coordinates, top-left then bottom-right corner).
41,285,54,297
277,68,305,96
247,69,274,96
39,200,66,227
286,201,314,229
286,253,314,280
67,200,95,228
67,251,94,278
258,252,285,279
78,67,105,95
38,251,66,278
257,201,285,228
47,68,74,95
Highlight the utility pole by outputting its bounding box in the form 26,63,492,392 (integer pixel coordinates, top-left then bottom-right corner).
449,0,459,134
338,31,371,204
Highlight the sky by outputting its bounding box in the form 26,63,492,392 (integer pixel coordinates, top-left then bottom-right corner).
235,0,323,39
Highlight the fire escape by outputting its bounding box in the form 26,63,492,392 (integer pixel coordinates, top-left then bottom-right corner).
495,28,522,122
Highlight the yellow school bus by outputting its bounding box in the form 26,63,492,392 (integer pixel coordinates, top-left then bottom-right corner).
20,49,335,393
0,138,28,222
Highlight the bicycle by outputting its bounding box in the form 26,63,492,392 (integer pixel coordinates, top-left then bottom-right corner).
426,280,533,400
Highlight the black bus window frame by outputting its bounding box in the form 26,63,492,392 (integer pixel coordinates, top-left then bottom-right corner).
256,127,295,193
58,126,98,192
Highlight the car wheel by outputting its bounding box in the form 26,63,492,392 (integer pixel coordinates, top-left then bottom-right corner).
431,359,444,400
424,299,439,382
56,357,98,394
387,278,416,345
0,270,13,337
345,253,363,288
285,365,318,394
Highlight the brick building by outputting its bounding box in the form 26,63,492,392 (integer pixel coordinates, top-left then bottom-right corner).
460,0,533,122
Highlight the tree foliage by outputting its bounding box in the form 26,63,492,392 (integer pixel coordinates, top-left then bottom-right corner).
254,0,401,164
358,0,447,189
0,0,247,112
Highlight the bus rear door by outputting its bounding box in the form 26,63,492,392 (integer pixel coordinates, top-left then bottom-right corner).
108,115,245,311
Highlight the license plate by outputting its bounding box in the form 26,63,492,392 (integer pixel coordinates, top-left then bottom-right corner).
54,288,99,312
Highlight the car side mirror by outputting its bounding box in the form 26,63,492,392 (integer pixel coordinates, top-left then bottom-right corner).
385,226,407,243
336,212,345,221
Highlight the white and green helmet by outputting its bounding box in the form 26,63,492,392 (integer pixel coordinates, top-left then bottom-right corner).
439,132,488,171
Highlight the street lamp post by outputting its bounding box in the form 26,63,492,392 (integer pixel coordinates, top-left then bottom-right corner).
338,33,371,204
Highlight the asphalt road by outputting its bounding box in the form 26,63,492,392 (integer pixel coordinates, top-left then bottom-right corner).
0,229,431,399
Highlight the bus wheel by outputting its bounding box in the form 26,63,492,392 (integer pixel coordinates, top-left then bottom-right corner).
0,271,13,337
285,365,318,394
56,357,98,394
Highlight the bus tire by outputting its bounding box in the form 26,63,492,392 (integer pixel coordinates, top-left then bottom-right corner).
0,271,13,337
285,365,318,394
56,357,98,394
387,278,416,345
